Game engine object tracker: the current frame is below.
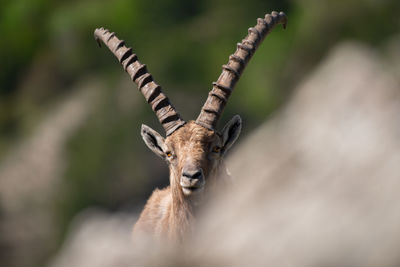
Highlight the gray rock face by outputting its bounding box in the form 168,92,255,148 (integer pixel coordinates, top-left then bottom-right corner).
48,210,137,267
196,42,400,266
48,41,400,267
0,82,100,267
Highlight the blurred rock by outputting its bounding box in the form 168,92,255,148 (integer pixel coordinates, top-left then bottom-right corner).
46,40,400,267
0,80,100,267
47,210,137,267
384,34,400,79
193,41,400,266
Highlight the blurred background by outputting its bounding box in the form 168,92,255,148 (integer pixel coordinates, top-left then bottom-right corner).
0,0,399,266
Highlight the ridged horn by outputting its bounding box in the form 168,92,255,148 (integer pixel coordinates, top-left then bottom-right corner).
196,11,287,130
94,27,185,136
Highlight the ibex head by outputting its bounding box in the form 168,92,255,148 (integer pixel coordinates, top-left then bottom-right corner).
141,118,241,197
94,11,287,198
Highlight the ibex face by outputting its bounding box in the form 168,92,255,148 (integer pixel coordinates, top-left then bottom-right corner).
141,118,241,197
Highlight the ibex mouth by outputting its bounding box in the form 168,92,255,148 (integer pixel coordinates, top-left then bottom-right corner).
181,185,204,196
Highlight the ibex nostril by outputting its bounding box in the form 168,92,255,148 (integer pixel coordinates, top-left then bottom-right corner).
183,170,202,179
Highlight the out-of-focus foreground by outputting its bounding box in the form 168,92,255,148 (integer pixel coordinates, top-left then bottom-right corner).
1,0,399,267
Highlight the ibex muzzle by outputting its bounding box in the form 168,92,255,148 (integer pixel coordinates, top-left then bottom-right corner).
180,166,205,195
94,11,287,240
181,163,205,195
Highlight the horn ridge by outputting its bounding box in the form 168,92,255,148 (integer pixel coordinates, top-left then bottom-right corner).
196,11,287,130
94,27,185,136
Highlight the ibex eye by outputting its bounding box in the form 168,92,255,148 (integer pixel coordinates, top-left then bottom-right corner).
166,152,173,158
212,146,221,153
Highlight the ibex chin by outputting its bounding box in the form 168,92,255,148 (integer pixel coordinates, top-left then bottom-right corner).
94,11,287,241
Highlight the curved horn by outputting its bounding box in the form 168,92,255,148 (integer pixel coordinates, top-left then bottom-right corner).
94,27,185,136
196,11,287,130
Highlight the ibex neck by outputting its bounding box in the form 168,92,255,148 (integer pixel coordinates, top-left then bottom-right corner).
167,164,230,240
168,174,196,241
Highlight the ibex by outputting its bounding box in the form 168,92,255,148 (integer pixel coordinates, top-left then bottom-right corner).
94,11,287,241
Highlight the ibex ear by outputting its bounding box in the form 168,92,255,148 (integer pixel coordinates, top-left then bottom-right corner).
221,115,242,153
141,124,168,159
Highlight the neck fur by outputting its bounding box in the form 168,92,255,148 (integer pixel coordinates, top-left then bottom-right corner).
168,169,195,241
167,162,231,241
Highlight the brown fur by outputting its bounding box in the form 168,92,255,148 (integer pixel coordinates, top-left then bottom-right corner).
133,121,229,241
